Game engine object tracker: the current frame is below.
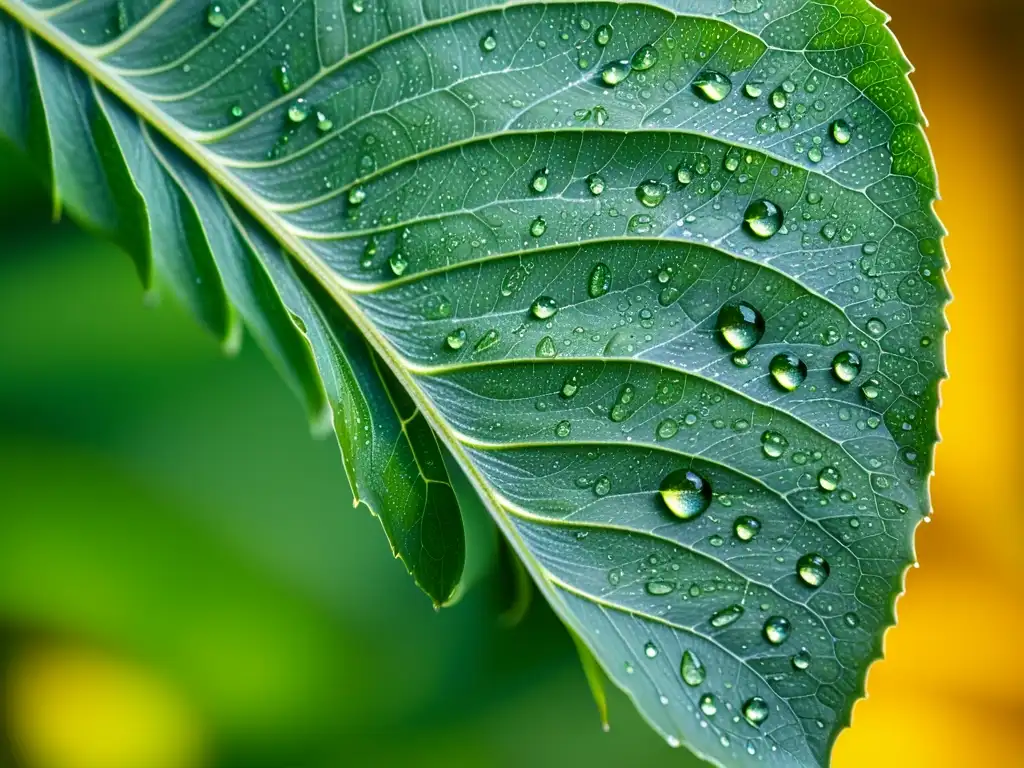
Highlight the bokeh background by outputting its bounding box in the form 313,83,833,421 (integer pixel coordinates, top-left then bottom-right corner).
0,0,1020,765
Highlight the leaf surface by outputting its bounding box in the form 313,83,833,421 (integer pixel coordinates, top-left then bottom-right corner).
0,0,947,763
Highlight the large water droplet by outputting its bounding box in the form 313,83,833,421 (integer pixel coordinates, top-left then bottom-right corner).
742,696,769,726
818,466,841,492
631,44,658,71
480,30,497,52
769,353,807,391
734,516,761,541
831,119,852,145
692,71,732,102
744,199,783,239
699,693,717,716
658,469,712,520
600,60,631,86
636,179,668,208
760,430,788,459
832,351,862,383
588,263,611,298
796,553,830,587
206,2,227,28
716,301,765,351
710,604,744,628
531,296,558,320
763,616,791,645
680,650,705,686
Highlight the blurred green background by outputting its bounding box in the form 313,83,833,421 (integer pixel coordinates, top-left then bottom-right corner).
0,1,1020,766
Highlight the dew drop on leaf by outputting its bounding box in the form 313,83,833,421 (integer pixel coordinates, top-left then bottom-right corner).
831,119,853,145
699,693,717,716
709,603,743,628
530,168,549,193
630,44,658,71
769,353,807,391
680,650,705,686
742,697,769,726
594,24,612,46
832,351,862,383
646,580,675,596
692,71,732,102
315,110,333,132
861,377,881,401
554,419,571,437
287,99,309,123
658,469,712,520
588,263,611,298
743,82,763,98
536,336,556,358
205,3,227,28
743,199,783,239
733,515,761,541
796,553,830,587
716,301,765,351
791,650,811,670
656,418,679,440
444,328,466,350
600,60,631,86
644,642,658,658
388,252,407,276
760,430,788,459
818,466,841,492
561,375,580,399
530,217,547,237
636,179,668,208
593,475,611,497
474,329,500,353
530,296,558,320
480,30,497,52
588,174,605,196
763,616,791,645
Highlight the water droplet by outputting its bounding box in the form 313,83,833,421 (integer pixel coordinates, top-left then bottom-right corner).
770,89,787,109
831,351,862,383
646,580,675,596
631,44,658,71
588,174,605,196
588,263,612,298
831,119,852,145
636,179,668,208
593,475,611,497
734,516,761,541
530,217,547,237
808,146,823,164
530,168,549,193
676,165,693,185
600,60,631,86
474,329,500,353
658,469,712,520
743,82,763,98
206,3,227,28
760,430,788,459
861,377,881,401
742,697,769,726
644,642,659,658
229,104,243,119
763,616,791,645
315,110,333,132
593,105,608,125
866,317,886,337
699,693,717,716
287,99,309,123
594,24,612,46
536,336,557,358
692,71,732,102
348,187,366,206
274,64,293,93
531,296,558,320
680,650,705,686
796,553,830,588
844,611,860,628
818,466,841,492
791,650,811,670
445,329,466,350
743,199,783,239
710,604,744,628
561,375,580,399
480,30,497,52
555,419,571,437
350,0,364,12
769,353,808,391
388,252,408,276
716,301,765,351
657,419,679,440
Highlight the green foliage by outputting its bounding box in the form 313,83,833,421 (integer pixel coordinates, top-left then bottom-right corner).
0,0,946,764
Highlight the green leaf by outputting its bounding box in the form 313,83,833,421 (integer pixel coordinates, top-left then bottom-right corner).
0,0,947,763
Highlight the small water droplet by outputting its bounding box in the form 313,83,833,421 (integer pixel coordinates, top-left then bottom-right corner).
744,199,783,239
636,179,668,208
348,187,366,206
866,317,886,337
861,377,881,401
760,430,788,459
600,60,631,86
530,296,558,320
530,168,549,193
693,71,732,102
646,580,675,596
844,611,860,628
818,466,841,492
831,351,862,383
593,475,611,497
699,693,717,716
734,516,761,541
644,642,659,658
769,353,808,391
710,604,744,628
831,119,852,145
742,697,769,726
445,329,466,350
771,89,787,109
561,375,580,399
796,553,830,587
536,336,557,358
229,104,243,119
743,82,763,98
791,650,811,670
594,24,612,46
206,3,227,28
680,650,705,686
274,64,293,93
554,419,571,437
530,217,547,237
315,110,333,132
717,301,765,351
659,469,712,520
631,44,658,71
676,165,693,185
657,419,679,440
588,174,605,196
388,252,407,276
588,263,611,298
287,98,309,123
474,329,500,353
480,30,497,52
763,616,791,645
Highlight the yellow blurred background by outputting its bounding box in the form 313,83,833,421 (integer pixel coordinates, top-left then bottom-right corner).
0,1,1020,766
